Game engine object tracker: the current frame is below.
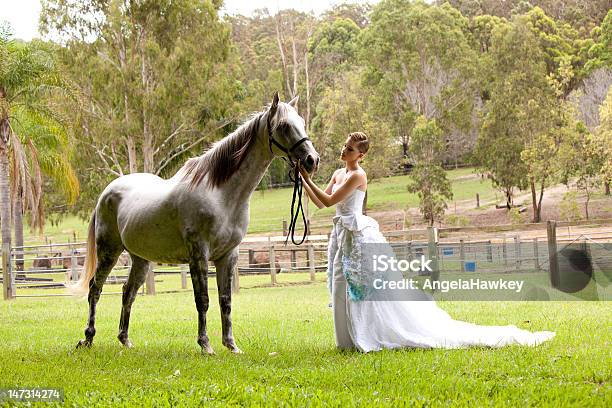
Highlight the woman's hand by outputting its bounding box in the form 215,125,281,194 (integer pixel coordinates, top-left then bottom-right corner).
297,163,310,181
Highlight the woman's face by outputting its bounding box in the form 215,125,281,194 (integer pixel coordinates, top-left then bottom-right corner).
340,137,363,162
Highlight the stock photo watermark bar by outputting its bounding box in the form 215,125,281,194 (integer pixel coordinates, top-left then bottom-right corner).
0,388,64,402
348,242,612,301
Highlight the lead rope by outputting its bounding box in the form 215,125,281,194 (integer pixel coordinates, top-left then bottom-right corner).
285,162,308,246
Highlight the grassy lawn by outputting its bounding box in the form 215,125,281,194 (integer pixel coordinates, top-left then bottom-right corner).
0,276,609,406
21,167,500,245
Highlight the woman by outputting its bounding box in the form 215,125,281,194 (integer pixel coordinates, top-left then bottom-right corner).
299,132,555,352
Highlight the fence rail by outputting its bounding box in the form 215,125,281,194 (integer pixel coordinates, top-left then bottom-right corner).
2,219,611,299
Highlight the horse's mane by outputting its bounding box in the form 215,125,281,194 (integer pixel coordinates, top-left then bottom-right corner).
180,104,289,189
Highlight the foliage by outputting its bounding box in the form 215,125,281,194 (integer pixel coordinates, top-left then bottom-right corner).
445,214,470,227
41,0,240,215
361,0,479,168
0,31,78,234
559,190,581,221
406,117,453,225
507,208,523,224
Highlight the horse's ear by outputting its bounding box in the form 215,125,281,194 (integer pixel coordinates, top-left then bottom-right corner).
270,91,279,114
288,95,299,109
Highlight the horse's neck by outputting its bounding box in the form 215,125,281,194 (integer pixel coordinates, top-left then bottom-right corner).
219,128,273,208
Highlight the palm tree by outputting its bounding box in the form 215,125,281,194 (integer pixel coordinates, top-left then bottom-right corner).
1,29,78,299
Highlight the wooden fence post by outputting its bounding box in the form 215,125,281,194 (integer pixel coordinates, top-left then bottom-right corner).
427,227,439,279
487,240,493,263
248,249,255,267
533,237,540,271
70,249,79,282
459,239,465,273
146,263,156,295
2,243,14,300
476,193,480,208
514,235,521,272
290,249,297,271
308,244,316,282
282,220,288,237
181,264,187,289
502,238,508,266
547,220,559,287
269,244,277,286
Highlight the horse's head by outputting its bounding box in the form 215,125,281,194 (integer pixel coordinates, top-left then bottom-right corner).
267,92,319,174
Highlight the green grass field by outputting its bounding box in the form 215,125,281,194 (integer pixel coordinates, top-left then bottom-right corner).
0,275,610,406
22,167,499,245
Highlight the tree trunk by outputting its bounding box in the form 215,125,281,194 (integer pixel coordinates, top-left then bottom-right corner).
126,136,138,173
0,116,13,299
289,16,299,98
275,14,292,98
140,32,155,174
362,189,368,215
536,180,545,223
605,181,610,196
506,187,513,209
530,180,539,223
585,189,590,220
304,50,310,131
13,187,24,275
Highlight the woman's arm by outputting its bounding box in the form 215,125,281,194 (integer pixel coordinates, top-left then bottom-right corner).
301,169,339,209
300,168,365,208
302,179,325,209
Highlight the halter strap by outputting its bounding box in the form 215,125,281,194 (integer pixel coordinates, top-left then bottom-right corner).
265,109,309,245
266,110,310,168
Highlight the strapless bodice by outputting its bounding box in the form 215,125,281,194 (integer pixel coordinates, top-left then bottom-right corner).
332,183,366,216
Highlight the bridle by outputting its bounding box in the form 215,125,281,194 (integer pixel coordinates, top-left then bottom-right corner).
263,110,311,246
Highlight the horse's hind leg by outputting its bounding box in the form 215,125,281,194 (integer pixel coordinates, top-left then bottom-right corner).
214,248,242,354
117,254,149,348
77,240,123,348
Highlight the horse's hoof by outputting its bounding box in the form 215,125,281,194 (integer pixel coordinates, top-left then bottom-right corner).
201,345,216,356
122,339,133,349
223,341,243,354
76,339,92,349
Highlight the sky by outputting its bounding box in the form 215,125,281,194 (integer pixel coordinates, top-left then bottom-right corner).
1,0,377,41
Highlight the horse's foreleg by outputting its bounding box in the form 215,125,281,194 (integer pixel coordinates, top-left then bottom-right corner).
77,247,122,348
215,248,242,354
117,255,149,348
188,240,214,355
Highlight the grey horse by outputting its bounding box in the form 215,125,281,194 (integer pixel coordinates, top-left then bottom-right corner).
72,93,319,354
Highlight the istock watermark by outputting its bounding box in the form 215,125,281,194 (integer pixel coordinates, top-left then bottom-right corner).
354,242,611,302
372,254,432,273
372,277,525,293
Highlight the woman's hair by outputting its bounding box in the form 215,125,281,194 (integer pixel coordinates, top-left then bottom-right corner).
348,132,370,154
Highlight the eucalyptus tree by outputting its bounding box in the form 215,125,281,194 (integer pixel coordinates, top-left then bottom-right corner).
360,0,477,213
41,0,241,213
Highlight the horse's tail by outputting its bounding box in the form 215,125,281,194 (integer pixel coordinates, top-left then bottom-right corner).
69,213,97,296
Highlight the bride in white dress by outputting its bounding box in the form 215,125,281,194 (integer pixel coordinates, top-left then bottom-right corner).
299,132,555,352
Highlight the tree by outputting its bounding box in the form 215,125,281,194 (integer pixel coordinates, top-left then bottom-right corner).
407,117,453,226
308,17,361,130
0,31,77,298
41,0,241,214
361,0,479,172
474,18,546,209
596,86,612,195
441,0,611,33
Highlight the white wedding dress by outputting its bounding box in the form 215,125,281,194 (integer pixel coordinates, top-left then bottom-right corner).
327,184,555,352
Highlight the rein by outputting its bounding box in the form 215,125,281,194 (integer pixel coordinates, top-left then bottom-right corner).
265,112,310,246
